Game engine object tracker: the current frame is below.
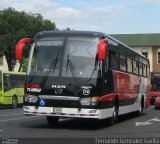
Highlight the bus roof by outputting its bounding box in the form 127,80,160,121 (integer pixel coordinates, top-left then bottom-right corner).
34,30,105,39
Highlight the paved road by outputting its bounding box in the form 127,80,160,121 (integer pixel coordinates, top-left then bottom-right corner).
0,106,160,143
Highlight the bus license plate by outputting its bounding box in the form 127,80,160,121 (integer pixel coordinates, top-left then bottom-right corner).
53,108,62,113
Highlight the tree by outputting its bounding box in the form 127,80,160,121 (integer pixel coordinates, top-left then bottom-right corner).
0,7,56,71
66,27,71,31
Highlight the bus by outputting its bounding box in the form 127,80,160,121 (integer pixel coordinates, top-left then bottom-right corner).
0,71,26,108
150,72,160,104
15,31,150,126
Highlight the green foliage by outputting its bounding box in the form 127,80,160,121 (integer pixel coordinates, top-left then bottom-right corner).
0,7,56,71
21,58,29,72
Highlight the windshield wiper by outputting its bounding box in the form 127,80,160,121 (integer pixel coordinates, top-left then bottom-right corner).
65,43,80,90
40,57,57,87
66,53,77,82
81,54,99,82
40,47,60,87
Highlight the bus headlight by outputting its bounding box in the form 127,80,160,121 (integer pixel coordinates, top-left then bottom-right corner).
80,97,99,106
24,95,38,103
80,98,91,106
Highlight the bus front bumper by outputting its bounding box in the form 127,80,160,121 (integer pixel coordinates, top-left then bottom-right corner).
23,106,113,119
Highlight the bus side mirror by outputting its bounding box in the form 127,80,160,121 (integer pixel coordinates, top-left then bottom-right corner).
15,38,31,60
98,39,108,61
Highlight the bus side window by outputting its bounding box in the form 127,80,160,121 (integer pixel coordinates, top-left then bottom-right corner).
10,75,25,88
4,74,11,92
17,75,26,87
147,62,150,76
143,64,147,77
139,63,143,76
109,51,119,69
120,54,126,71
127,57,132,73
133,60,138,74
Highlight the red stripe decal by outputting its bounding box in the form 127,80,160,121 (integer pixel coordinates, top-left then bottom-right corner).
98,93,115,101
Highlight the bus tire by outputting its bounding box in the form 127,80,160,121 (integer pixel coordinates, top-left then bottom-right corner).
12,96,18,109
46,116,59,127
137,97,144,116
109,105,119,125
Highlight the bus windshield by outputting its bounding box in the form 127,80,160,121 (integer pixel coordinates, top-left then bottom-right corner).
28,36,99,79
28,37,65,76
62,37,98,79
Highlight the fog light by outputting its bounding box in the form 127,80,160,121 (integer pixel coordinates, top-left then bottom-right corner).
91,100,98,106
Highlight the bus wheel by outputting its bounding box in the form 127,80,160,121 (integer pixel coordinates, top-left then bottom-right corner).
46,116,59,127
109,105,118,125
12,96,18,109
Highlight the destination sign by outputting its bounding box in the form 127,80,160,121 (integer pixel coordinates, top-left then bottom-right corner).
36,40,63,47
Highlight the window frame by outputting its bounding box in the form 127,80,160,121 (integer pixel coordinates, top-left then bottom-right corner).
141,49,148,58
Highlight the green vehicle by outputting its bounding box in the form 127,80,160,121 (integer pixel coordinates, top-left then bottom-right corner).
0,70,26,108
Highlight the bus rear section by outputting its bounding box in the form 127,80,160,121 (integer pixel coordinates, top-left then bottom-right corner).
0,71,26,108
15,31,150,126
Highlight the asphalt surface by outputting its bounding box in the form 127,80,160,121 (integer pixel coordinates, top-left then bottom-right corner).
0,105,160,144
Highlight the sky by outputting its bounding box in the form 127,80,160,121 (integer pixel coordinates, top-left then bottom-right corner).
0,0,160,34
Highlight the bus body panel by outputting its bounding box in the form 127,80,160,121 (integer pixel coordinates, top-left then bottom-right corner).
113,70,150,108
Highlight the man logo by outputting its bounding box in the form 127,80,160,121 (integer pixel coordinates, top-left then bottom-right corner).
83,88,90,95
55,89,63,94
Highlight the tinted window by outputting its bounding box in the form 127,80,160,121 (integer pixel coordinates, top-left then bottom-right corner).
62,37,99,79
28,37,65,76
127,57,132,73
4,74,11,92
139,63,143,76
143,65,147,77
10,74,26,88
120,55,126,71
109,51,119,69
3,74,25,92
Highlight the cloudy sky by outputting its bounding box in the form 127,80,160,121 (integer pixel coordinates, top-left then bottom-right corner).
0,0,160,34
